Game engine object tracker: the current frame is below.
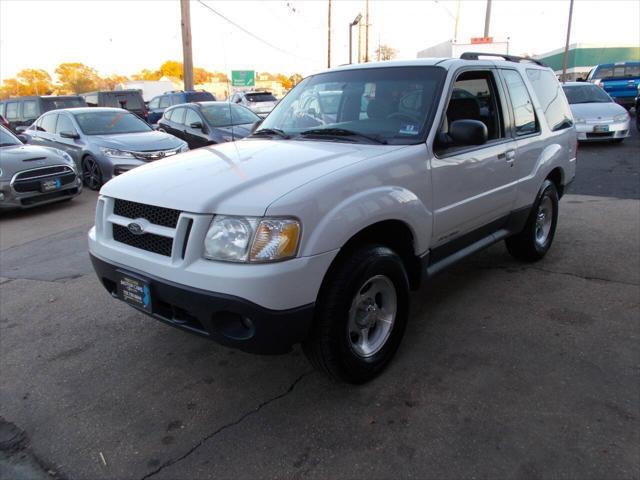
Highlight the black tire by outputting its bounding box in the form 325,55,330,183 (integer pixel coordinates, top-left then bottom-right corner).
506,179,559,262
302,244,410,384
82,155,103,191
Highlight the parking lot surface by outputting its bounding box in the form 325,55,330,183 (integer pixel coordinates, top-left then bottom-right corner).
1,127,639,479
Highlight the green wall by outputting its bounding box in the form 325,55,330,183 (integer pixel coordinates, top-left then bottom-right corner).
539,46,640,71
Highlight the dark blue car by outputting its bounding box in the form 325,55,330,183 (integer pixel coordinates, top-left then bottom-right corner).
587,62,640,109
147,90,216,125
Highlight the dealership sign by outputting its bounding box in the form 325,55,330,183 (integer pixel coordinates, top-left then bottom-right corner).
231,70,255,87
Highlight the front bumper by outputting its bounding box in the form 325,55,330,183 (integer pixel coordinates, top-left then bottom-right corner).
0,176,82,210
575,119,630,141
90,254,314,354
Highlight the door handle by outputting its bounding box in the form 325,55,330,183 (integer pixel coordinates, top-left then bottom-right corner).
498,149,516,165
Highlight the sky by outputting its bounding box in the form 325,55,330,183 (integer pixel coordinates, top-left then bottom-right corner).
1,0,639,82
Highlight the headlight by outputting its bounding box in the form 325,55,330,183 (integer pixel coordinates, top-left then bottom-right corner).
179,143,189,153
613,113,628,122
203,216,300,263
100,147,134,158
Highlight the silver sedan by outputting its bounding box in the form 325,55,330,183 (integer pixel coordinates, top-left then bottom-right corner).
562,82,631,143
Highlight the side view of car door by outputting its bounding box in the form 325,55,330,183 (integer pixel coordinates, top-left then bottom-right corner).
50,113,84,171
182,108,209,149
164,107,186,140
27,113,59,149
429,67,517,257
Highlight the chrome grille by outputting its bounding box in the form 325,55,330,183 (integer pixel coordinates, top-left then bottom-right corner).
14,165,74,181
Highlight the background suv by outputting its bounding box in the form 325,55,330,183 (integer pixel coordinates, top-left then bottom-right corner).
147,90,216,125
229,90,278,117
0,95,86,130
81,90,148,122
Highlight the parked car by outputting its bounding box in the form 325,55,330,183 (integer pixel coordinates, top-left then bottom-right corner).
587,61,640,110
229,90,278,117
24,108,188,190
88,54,576,383
0,114,12,131
562,81,630,143
0,95,86,131
157,102,261,149
0,125,82,210
636,84,640,132
81,90,148,122
115,80,175,103
147,90,216,125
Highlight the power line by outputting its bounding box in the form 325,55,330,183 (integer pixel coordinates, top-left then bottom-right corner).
196,0,315,63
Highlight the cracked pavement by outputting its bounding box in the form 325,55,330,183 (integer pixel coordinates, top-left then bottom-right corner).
0,128,639,479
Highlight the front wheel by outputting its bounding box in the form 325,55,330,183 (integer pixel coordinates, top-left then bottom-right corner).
82,155,103,191
303,245,409,384
505,179,559,262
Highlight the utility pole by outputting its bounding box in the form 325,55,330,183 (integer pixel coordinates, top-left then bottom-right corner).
327,0,332,68
180,0,194,91
454,0,461,43
562,0,575,82
483,0,492,38
364,0,369,62
358,17,362,63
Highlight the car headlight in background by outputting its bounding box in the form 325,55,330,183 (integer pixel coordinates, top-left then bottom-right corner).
613,113,629,122
203,216,300,263
100,147,134,158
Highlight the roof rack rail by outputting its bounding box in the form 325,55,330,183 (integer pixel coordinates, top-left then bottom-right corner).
460,52,546,67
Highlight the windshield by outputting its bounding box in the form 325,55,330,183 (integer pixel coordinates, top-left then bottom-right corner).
43,97,86,109
259,66,446,144
0,126,21,146
246,93,277,102
563,84,612,104
73,111,152,135
201,103,260,127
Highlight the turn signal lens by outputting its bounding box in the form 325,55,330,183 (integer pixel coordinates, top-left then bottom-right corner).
249,219,300,262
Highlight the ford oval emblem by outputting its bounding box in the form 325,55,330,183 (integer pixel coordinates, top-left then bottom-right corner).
127,222,144,235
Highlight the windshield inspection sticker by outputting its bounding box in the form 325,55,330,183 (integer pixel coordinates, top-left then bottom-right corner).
399,123,419,135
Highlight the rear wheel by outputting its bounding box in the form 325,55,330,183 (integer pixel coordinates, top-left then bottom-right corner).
506,179,559,262
82,155,102,191
303,245,409,384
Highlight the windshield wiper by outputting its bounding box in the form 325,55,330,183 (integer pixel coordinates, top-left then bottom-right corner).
250,128,290,139
300,128,388,145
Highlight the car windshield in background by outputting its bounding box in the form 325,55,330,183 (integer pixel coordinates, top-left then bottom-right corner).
246,93,277,102
73,111,152,135
201,104,260,127
103,94,144,109
0,126,21,146
43,98,85,109
259,66,446,144
563,85,612,104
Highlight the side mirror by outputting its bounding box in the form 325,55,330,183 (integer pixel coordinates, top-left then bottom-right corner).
449,120,488,146
17,134,29,144
60,130,80,139
189,121,203,130
15,126,28,133
250,119,263,133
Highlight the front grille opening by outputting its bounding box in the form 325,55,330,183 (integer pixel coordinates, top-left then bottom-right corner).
112,224,172,256
14,165,73,180
155,299,208,334
13,172,76,193
113,199,180,228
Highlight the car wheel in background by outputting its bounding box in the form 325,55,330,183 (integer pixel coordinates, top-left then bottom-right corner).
82,155,103,191
506,179,559,262
303,244,409,384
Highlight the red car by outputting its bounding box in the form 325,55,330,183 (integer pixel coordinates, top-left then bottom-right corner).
0,114,11,131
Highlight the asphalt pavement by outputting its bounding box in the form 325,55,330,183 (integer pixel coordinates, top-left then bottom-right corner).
1,125,639,480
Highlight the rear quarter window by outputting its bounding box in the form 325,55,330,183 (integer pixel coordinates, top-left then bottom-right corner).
185,91,215,102
525,69,573,132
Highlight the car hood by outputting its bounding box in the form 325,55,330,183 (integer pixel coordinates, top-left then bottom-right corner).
91,131,184,151
100,139,405,216
0,144,71,179
570,102,627,120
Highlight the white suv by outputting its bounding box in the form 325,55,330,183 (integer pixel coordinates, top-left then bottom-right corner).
89,54,576,383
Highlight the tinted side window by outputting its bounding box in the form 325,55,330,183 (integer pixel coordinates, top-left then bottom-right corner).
22,101,38,120
502,70,538,136
5,102,19,120
56,114,75,134
525,69,572,132
171,94,183,105
159,96,171,108
172,108,186,124
593,66,613,79
149,97,160,109
625,64,640,77
41,113,58,133
0,103,5,116
184,109,201,126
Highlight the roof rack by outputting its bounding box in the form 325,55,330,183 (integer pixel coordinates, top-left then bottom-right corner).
460,52,546,67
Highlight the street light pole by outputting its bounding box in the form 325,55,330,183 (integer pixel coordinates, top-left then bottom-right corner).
180,0,194,91
349,13,362,64
562,0,575,82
